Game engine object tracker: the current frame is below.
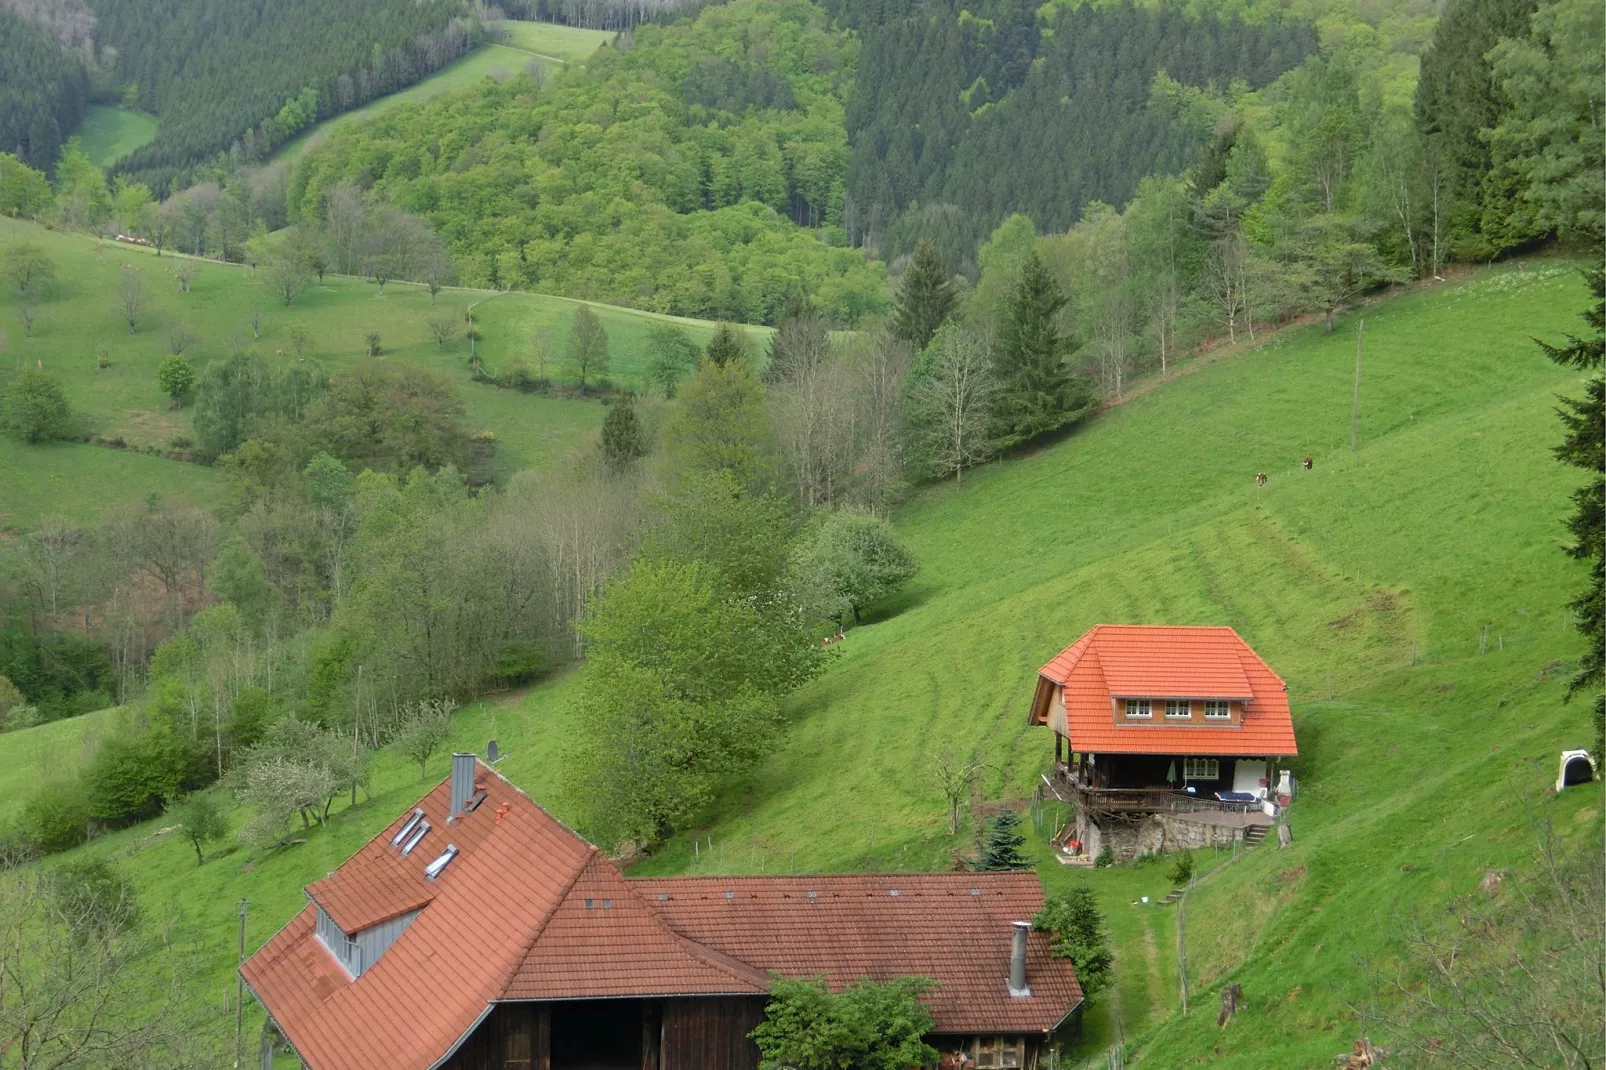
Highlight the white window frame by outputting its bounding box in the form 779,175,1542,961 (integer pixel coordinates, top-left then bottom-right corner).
1203,700,1231,720
1183,757,1220,781
1164,699,1191,719
1124,698,1152,719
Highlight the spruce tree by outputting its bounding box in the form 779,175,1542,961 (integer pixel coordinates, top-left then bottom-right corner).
989,250,1091,450
600,393,647,474
978,808,1032,871
892,239,956,351
1539,265,1604,752
704,322,750,368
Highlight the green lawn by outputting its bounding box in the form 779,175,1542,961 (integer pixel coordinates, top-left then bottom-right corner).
0,707,119,823
270,22,610,167
76,106,159,167
5,260,1599,1064
498,20,614,61
0,220,735,526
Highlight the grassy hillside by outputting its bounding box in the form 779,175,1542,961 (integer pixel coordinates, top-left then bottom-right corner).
0,219,735,527
77,106,160,168
269,22,611,166
0,706,118,823
6,260,1597,1064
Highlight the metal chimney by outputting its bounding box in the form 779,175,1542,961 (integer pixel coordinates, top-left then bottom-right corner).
1008,921,1031,998
449,753,476,819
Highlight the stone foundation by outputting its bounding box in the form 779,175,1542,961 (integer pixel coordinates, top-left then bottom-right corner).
1077,809,1257,862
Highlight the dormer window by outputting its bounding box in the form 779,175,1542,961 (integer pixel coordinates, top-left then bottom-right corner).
1124,699,1151,719
1164,700,1191,719
1203,700,1231,720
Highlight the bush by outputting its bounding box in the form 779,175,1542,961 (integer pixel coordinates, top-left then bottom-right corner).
751,976,939,1070
1034,885,1113,997
21,779,90,853
46,857,140,939
1168,849,1195,886
1094,844,1114,868
2,368,71,442
84,723,200,826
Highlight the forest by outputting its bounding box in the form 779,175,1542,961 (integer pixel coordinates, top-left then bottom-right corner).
843,0,1316,265
0,6,90,172
288,0,886,324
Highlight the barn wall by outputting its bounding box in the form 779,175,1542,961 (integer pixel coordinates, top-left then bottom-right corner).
660,996,766,1070
440,1003,549,1070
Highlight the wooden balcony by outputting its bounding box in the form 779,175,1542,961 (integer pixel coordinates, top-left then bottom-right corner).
1046,765,1268,817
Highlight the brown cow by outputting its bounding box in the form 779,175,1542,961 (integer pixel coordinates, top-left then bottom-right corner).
1256,472,1268,487
1302,456,1313,470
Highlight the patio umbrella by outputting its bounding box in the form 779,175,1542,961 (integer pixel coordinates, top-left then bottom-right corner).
1166,760,1177,785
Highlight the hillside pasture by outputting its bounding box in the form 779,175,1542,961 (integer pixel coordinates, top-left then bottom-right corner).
1,261,1597,1066
0,220,733,524
270,22,611,166
77,106,160,167
0,706,119,823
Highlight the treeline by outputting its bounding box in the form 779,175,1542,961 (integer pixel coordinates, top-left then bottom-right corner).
289,0,886,325
0,7,90,171
495,0,701,30
844,0,1315,267
101,0,478,192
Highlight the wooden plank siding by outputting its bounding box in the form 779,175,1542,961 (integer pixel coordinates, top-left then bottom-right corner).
440,997,764,1070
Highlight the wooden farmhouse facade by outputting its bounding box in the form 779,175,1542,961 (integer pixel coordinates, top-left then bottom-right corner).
242,757,1084,1070
1027,625,1299,860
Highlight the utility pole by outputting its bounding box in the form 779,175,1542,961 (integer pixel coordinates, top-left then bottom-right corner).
351,665,363,807
235,898,248,1069
1351,318,1364,452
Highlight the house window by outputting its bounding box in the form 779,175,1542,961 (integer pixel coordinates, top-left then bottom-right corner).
1124,699,1152,719
1183,757,1220,781
969,1037,1024,1068
1165,700,1191,719
1203,700,1231,720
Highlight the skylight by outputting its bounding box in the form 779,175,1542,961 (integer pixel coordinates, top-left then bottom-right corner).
391,809,424,848
424,844,459,881
401,820,431,856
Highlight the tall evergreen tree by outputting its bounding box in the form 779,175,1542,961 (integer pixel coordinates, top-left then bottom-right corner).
892,239,956,351
600,394,647,474
704,322,751,369
1539,265,1604,751
978,808,1032,871
989,250,1092,449
1414,0,1542,257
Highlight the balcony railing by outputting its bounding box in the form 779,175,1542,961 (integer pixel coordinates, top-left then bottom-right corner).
1049,765,1266,815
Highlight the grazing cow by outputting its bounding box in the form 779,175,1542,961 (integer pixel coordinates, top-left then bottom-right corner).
275,350,284,358
1302,456,1313,470
1256,472,1268,486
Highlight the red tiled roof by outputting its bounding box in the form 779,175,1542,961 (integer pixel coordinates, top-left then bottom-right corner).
505,852,769,1000
244,771,1085,1070
241,765,592,1070
632,873,1082,1036
1032,625,1297,757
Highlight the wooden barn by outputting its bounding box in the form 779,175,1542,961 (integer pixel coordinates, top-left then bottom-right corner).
242,756,1084,1070
1027,625,1300,861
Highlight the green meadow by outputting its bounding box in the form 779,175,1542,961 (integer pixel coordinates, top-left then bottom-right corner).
2,259,1597,1065
0,219,738,527
269,22,611,166
76,105,160,168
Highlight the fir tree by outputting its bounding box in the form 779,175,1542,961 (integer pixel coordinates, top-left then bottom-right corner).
600,393,647,474
989,250,1092,450
892,239,956,351
704,322,750,369
1538,265,1604,752
978,808,1031,871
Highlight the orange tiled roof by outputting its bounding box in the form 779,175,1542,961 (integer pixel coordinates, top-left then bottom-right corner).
243,769,1085,1070
1032,625,1297,756
633,873,1082,1036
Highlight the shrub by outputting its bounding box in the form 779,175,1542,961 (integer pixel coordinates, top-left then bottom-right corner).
751,976,939,1070
84,723,199,826
2,368,70,442
1094,844,1114,868
1168,849,1195,886
46,857,140,939
21,779,90,853
157,354,196,406
1034,885,1113,997
977,808,1032,871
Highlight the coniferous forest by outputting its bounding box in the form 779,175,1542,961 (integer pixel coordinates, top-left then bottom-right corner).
0,7,90,172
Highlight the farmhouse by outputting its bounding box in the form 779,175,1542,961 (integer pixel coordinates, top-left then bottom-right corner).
242,755,1083,1070
1027,625,1298,861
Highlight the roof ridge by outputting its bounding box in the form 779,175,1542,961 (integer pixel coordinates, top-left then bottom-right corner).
493,845,597,999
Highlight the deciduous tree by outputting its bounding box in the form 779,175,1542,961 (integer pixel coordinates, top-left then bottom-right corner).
157,354,196,408
564,305,610,390
2,368,70,442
